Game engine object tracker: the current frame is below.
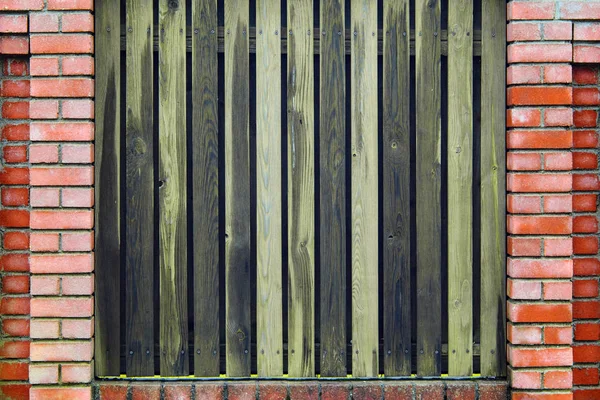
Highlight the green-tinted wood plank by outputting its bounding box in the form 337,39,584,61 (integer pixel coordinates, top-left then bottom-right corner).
94,0,121,377
351,0,378,378
415,0,442,377
225,0,251,377
287,0,315,378
125,0,154,377
192,0,220,377
447,0,473,377
256,0,283,378
480,0,507,378
159,0,188,376
383,0,411,377
319,0,347,378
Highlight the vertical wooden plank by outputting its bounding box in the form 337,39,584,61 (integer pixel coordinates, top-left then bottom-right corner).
351,0,378,378
125,0,154,377
192,0,220,377
319,0,347,378
383,0,411,377
447,0,473,377
94,0,121,377
287,0,315,378
159,0,188,376
256,0,283,377
415,0,442,377
225,0,251,377
480,0,507,378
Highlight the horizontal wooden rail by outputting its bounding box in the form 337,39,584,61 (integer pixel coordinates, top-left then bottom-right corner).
120,27,483,56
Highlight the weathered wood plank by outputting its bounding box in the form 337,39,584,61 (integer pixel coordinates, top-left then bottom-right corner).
94,0,121,377
351,0,379,378
480,0,507,378
287,0,315,378
319,0,347,378
256,0,283,377
125,0,154,377
415,0,442,377
225,0,251,377
447,0,473,377
192,0,220,377
158,0,188,376
383,0,411,377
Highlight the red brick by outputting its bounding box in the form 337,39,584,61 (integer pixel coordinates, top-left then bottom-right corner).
544,65,572,84
545,326,572,345
574,388,600,399
508,195,541,213
2,101,29,119
321,384,351,400
30,100,59,119
544,152,572,171
2,124,30,141
508,279,541,300
258,384,287,400
574,367,599,386
62,56,94,75
508,44,572,63
574,279,598,298
31,122,94,141
0,168,29,185
508,130,572,149
478,383,507,400
0,298,29,315
507,22,541,42
0,384,30,400
573,194,597,212
508,323,542,345
508,258,572,279
382,384,412,400
29,364,58,384
0,361,28,380
31,78,94,98
30,341,93,362
194,384,224,400
62,144,94,164
62,318,93,339
573,110,598,128
62,232,94,251
573,66,599,85
62,275,93,295
544,108,573,127
0,0,44,10
543,370,571,390
31,297,93,317
31,167,93,186
30,276,60,295
509,347,572,367
7,59,28,76
2,188,29,207
574,237,599,255
30,144,59,164
2,275,29,294
31,319,63,339
576,322,600,341
543,281,572,300
446,383,475,400
508,174,572,193
228,383,256,400
507,215,572,235
574,258,600,277
62,188,94,207
543,21,572,41
62,13,94,33
508,2,555,20
30,253,93,273
30,13,59,33
1,80,30,97
574,300,600,319
508,65,542,85
508,303,572,323
0,210,29,228
508,153,541,171
573,152,598,170
510,369,542,389
3,145,28,163
47,0,94,10
544,238,572,257
62,100,94,119
61,364,92,383
2,318,29,337
164,385,192,400
574,344,600,363
0,254,29,273
415,383,444,400
0,36,29,55
508,237,541,256
574,88,600,107
573,174,600,191
30,387,92,400
31,57,60,76
0,340,29,358
543,195,572,213
30,34,94,54
507,109,541,128
575,45,600,63
30,232,60,252
31,188,59,208
573,216,598,233
560,2,600,19
508,87,572,106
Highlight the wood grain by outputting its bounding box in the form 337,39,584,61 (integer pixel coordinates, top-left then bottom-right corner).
125,0,154,377
319,0,347,378
94,0,121,377
447,0,473,377
256,0,283,377
192,0,220,377
225,0,251,377
383,0,411,377
287,0,315,378
351,0,379,378
158,0,188,376
480,0,507,378
415,0,442,377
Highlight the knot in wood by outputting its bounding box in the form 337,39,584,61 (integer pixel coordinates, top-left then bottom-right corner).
168,0,179,9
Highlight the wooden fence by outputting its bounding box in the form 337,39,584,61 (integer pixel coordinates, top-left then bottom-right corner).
95,0,506,379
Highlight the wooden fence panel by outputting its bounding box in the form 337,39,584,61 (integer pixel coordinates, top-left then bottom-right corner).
415,0,442,377
256,0,283,377
351,0,379,378
125,0,155,377
480,0,507,378
158,0,189,377
287,0,315,378
383,0,411,377
225,0,252,378
447,0,474,377
95,0,121,377
319,0,347,378
192,0,220,377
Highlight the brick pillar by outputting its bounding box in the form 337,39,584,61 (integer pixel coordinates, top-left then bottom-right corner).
26,0,95,399
507,2,574,399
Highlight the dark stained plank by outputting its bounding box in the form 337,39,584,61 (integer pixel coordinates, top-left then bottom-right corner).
319,0,347,378
415,0,442,377
158,0,188,376
192,0,220,377
383,0,411,377
480,0,507,378
287,0,315,378
125,0,154,377
256,0,283,377
94,0,121,377
447,0,474,377
224,0,251,377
